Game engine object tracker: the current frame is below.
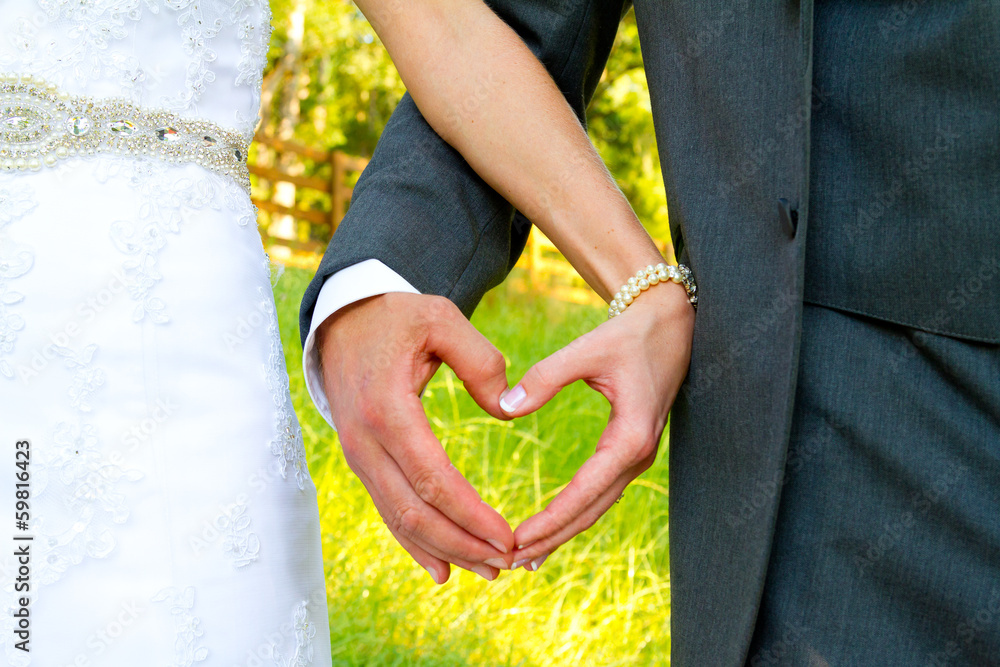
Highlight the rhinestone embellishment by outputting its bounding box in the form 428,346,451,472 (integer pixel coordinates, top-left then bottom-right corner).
68,116,92,136
156,126,180,142
3,112,32,132
0,73,251,193
110,120,136,135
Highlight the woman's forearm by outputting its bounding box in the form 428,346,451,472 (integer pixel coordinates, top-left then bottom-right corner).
355,0,667,302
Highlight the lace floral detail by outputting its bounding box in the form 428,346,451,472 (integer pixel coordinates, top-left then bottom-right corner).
26,342,144,588
163,2,223,112
101,159,221,323
222,501,261,568
270,600,317,667
5,0,156,100
7,349,139,608
270,411,310,492
233,0,273,139
54,344,107,412
0,185,37,224
0,185,37,379
24,420,120,587
261,288,310,491
0,0,272,136
44,419,143,524
226,183,260,227
28,352,143,585
152,585,210,666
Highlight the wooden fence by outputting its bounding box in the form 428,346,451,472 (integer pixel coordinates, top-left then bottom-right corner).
249,136,670,304
250,132,369,259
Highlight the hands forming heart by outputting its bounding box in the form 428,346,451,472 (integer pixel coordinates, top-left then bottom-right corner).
317,285,694,584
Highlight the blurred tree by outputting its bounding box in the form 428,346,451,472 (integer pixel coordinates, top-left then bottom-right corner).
262,1,669,244
264,0,406,155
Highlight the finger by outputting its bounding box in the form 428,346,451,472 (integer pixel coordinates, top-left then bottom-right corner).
357,459,511,575
386,525,501,583
512,417,658,558
370,465,510,574
423,297,511,420
385,524,452,585
512,476,631,567
368,393,516,555
342,419,515,566
513,444,629,549
498,329,607,417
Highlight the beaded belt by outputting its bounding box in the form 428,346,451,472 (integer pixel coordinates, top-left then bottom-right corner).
0,73,251,193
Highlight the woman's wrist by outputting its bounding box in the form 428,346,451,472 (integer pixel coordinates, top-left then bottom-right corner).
623,277,696,326
538,198,666,302
607,261,697,319
596,245,670,299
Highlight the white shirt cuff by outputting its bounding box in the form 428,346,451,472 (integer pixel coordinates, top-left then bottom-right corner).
302,259,421,430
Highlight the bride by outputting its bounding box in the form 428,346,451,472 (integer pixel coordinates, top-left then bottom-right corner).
0,0,689,663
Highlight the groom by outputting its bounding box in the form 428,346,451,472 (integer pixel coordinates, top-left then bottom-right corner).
300,1,1000,664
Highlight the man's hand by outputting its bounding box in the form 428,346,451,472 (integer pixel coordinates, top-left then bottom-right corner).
499,282,695,571
316,292,516,583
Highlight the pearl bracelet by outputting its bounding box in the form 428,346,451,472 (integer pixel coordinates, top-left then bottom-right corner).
608,263,697,319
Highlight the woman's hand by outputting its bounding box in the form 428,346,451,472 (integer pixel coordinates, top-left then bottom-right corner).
498,281,695,570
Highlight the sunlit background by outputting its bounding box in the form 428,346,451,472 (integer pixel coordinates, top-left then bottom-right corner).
259,2,673,664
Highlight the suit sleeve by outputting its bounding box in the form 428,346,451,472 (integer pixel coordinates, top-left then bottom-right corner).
298,0,632,345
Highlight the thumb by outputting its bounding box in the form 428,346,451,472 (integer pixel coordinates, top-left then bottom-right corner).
499,331,605,417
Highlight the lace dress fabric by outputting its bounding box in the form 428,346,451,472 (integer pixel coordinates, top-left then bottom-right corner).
0,2,331,664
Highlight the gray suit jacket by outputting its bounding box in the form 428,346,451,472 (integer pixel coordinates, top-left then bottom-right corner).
300,1,1000,663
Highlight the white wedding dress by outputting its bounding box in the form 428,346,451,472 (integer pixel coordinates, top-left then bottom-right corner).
0,2,332,665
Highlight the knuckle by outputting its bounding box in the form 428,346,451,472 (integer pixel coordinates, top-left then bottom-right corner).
566,330,594,354
632,433,660,467
355,396,387,433
527,359,559,391
617,423,659,467
477,348,506,380
422,295,458,323
336,429,360,460
387,503,423,538
411,466,448,507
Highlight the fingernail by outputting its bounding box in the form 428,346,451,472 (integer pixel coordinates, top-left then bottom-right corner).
512,558,532,570
529,555,548,572
424,566,444,585
484,557,508,570
471,564,496,581
487,538,508,554
499,385,526,413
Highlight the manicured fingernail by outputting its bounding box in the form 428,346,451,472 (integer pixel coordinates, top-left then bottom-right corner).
499,385,526,412
424,566,444,585
484,557,508,570
471,564,496,581
512,558,532,570
487,539,508,554
529,555,548,572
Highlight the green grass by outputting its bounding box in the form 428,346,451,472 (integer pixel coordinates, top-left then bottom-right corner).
272,265,671,666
